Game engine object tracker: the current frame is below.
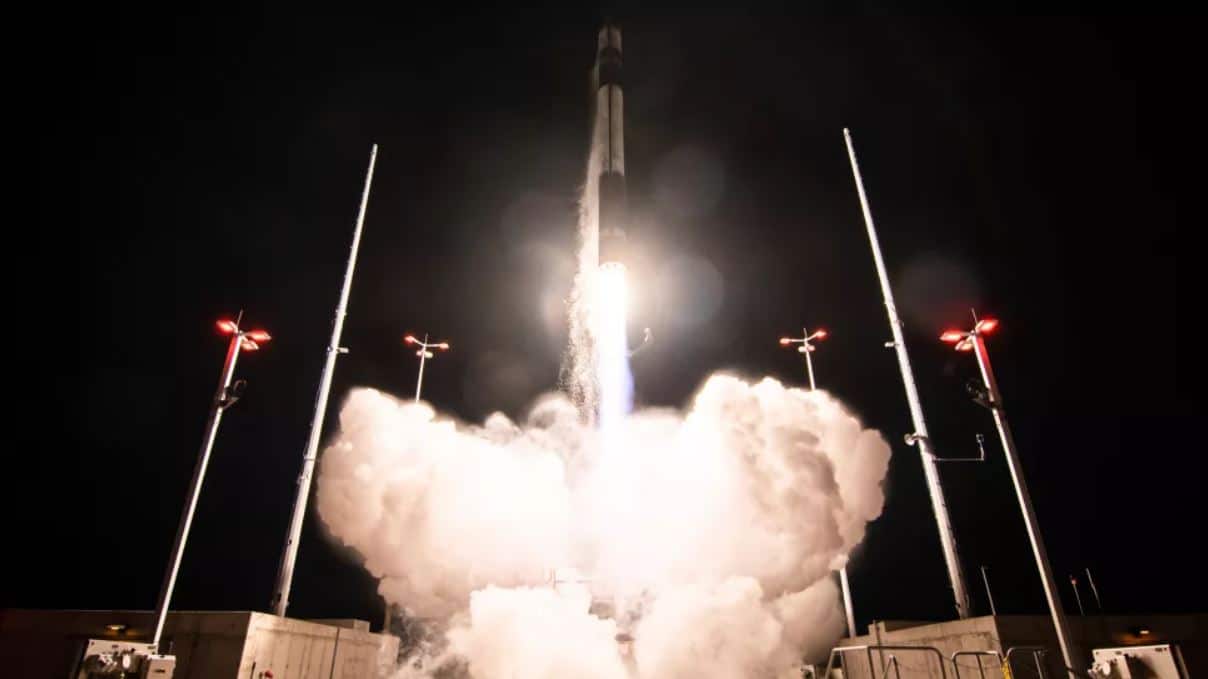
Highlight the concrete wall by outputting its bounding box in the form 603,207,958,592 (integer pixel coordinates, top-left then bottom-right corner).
238,613,338,678
838,617,1002,679
0,609,399,679
331,624,398,679
158,610,253,678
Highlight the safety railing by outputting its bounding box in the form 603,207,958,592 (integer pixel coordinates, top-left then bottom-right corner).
824,644,949,679
821,644,1054,679
951,650,1003,679
1004,646,1047,679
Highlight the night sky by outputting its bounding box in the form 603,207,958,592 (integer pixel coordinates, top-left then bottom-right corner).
10,8,1203,631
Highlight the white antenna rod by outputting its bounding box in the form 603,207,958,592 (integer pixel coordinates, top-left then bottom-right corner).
843,128,971,619
271,144,378,616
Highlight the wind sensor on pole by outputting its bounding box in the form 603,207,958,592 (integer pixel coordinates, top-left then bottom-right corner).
844,128,972,620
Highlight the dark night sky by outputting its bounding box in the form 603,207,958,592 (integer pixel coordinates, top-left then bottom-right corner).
9,8,1203,631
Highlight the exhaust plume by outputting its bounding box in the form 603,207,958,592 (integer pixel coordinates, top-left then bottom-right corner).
317,375,890,677
319,26,892,678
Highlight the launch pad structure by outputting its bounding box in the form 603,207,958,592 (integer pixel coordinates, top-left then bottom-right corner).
831,614,1205,679
22,17,1207,679
0,609,398,679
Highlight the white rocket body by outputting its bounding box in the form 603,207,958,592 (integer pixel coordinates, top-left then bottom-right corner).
596,24,627,267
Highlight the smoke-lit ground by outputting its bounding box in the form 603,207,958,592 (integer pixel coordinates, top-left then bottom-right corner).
317,375,890,677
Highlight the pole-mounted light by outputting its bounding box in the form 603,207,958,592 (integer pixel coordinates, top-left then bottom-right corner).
941,313,1084,677
779,324,854,639
153,315,269,649
406,333,451,403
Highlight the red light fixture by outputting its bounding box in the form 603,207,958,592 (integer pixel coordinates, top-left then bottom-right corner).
217,320,238,335
403,335,417,345
437,342,450,350
241,339,261,351
976,318,999,334
940,330,965,343
245,330,272,343
779,337,792,345
956,340,974,352
814,329,828,340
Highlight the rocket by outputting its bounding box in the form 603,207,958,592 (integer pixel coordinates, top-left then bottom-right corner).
595,23,627,267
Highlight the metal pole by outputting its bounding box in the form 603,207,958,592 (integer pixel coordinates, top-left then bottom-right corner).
801,326,856,638
803,327,817,391
980,566,998,616
843,128,971,619
1070,576,1085,616
153,330,242,648
415,333,428,403
1085,568,1103,611
271,144,378,616
839,566,857,638
971,333,1082,677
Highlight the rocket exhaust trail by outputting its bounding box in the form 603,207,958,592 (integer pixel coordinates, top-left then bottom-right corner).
564,22,632,420
592,23,633,429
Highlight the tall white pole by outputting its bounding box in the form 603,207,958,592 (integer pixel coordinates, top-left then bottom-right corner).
980,565,998,616
272,144,378,617
838,567,857,638
1085,567,1103,611
1071,576,1086,616
802,327,817,392
843,128,971,619
153,329,243,648
415,334,428,403
972,332,1082,676
803,325,856,637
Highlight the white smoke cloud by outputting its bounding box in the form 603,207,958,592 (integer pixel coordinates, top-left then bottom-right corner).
446,586,630,679
317,374,890,678
633,577,839,679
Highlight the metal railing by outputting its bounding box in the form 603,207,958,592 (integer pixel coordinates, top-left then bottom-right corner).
820,644,1054,679
825,645,949,679
951,650,1003,679
1004,646,1047,679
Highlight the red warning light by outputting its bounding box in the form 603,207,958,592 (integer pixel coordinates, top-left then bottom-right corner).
976,318,999,334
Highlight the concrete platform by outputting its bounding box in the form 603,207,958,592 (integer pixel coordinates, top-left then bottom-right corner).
0,609,399,679
834,614,1205,679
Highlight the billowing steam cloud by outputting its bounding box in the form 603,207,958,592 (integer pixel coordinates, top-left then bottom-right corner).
317,375,890,677
320,32,890,677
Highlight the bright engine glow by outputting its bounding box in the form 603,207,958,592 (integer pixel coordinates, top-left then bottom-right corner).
595,262,632,432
